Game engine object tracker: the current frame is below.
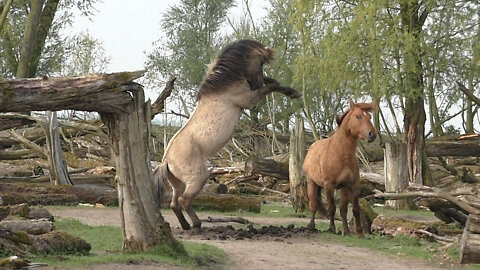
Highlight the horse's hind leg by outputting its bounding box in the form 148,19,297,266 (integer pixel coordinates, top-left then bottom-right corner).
340,188,352,236
307,180,318,230
179,172,209,233
315,186,328,218
168,173,191,230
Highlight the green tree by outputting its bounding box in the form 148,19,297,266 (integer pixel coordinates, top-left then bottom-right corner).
144,0,236,103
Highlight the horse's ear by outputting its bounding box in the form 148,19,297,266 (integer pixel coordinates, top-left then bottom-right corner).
349,99,355,108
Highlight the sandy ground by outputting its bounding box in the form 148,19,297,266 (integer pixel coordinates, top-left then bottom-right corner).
43,207,464,270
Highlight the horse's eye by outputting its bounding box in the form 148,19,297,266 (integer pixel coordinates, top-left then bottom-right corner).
356,115,362,119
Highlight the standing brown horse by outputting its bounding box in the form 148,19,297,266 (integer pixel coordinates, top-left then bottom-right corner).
155,40,300,231
302,100,376,237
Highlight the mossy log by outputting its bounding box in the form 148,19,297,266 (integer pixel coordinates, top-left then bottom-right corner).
244,157,289,180
0,218,54,235
371,215,445,237
192,193,261,213
0,183,118,206
460,214,480,264
31,230,91,255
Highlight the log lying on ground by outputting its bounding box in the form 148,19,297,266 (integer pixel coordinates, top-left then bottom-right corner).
368,188,480,216
0,114,37,131
0,183,118,206
192,193,261,213
426,135,480,157
460,214,480,264
0,218,54,235
244,157,289,180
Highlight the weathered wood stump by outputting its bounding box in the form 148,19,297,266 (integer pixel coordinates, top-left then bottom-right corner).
460,214,480,264
384,142,413,209
244,157,289,180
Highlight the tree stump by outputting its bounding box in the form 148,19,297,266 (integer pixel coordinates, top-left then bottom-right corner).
289,114,308,212
460,214,480,264
384,142,413,209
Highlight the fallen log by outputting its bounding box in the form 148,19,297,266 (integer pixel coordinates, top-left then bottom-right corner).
244,157,289,180
192,193,261,213
460,214,480,264
426,135,480,157
238,183,289,197
0,149,36,160
368,189,480,215
224,175,259,186
0,114,37,131
0,218,54,235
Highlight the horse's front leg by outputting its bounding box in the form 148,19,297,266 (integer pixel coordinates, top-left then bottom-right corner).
307,179,318,230
340,188,352,236
262,77,301,99
351,188,364,238
325,184,336,234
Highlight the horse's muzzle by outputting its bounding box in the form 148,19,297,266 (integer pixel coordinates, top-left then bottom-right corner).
367,132,376,142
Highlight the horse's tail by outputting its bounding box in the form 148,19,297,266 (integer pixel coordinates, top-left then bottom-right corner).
153,163,173,207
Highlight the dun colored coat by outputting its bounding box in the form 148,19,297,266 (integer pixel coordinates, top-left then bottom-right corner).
155,40,300,231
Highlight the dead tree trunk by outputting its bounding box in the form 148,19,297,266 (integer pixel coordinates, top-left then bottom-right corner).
460,214,480,264
244,157,289,180
0,71,182,253
384,142,412,209
100,89,182,252
289,113,308,211
45,111,73,185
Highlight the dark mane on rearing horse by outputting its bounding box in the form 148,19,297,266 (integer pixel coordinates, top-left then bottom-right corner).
197,40,274,100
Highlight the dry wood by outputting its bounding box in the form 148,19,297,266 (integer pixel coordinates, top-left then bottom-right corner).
0,114,36,131
239,183,289,197
209,166,243,175
425,136,480,157
0,71,145,113
151,75,176,118
244,157,289,180
0,218,53,235
201,216,252,224
224,175,259,185
0,149,36,160
7,129,47,159
460,214,480,264
416,229,454,243
384,142,412,209
438,156,477,183
369,189,480,215
192,193,261,213
289,113,308,211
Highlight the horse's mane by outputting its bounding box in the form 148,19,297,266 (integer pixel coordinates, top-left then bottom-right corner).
197,40,274,100
335,102,375,126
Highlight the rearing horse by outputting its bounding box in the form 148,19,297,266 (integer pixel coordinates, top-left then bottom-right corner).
155,40,300,231
302,100,376,237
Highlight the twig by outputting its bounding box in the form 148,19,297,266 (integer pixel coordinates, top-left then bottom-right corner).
417,229,454,243
224,175,260,186
201,216,252,224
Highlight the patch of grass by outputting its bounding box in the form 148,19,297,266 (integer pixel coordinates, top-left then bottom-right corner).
317,232,441,259
35,219,226,269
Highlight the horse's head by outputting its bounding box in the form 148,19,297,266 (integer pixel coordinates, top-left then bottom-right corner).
340,100,377,142
198,40,274,99
243,42,274,90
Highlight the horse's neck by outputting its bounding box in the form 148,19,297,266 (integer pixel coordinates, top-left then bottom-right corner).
332,125,358,153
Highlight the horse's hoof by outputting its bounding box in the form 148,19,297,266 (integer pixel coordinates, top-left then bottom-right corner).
181,223,191,231
191,226,202,235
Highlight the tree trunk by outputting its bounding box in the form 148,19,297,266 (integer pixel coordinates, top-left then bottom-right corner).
289,113,308,211
401,1,430,186
384,142,413,209
16,0,44,78
0,0,14,33
460,214,480,264
45,111,73,185
100,89,182,252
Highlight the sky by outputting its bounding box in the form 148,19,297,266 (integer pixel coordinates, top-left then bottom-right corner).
68,0,268,77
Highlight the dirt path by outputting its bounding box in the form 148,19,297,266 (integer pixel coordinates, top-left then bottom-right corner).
47,207,457,270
